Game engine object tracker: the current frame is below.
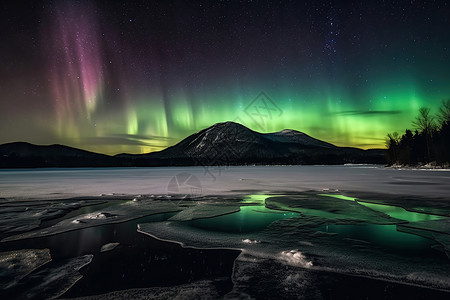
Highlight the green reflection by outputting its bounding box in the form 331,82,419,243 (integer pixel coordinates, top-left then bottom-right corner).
318,193,444,223
289,207,344,219
189,205,299,233
240,194,270,205
358,202,444,223
318,194,357,201
318,224,436,253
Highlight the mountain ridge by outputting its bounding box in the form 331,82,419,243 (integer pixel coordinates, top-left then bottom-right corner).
0,122,386,168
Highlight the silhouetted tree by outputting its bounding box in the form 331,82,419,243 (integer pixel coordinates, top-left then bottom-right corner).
386,102,450,166
413,107,435,134
398,129,414,164
412,107,435,161
437,99,450,127
435,100,450,163
385,132,400,164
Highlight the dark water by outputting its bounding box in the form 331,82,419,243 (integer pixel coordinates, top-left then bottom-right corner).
1,191,450,299
0,213,240,299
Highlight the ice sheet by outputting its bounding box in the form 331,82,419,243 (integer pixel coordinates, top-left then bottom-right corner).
1,166,450,297
0,248,51,290
99,242,119,253
398,219,450,258
0,200,106,234
225,252,450,299
2,199,180,242
168,204,240,221
137,201,450,291
1,166,450,199
266,195,403,225
224,253,320,299
60,280,220,300
6,254,93,300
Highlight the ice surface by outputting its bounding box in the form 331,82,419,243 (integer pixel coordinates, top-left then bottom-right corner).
398,219,450,257
187,204,299,233
5,254,92,300
357,201,444,222
59,280,220,300
318,194,357,201
339,193,450,217
0,199,106,234
2,199,180,242
1,165,450,199
1,166,450,297
0,248,51,290
433,233,450,257
224,253,319,299
242,238,261,244
100,242,119,253
138,197,450,291
278,250,313,268
168,204,240,221
266,194,403,225
225,252,450,299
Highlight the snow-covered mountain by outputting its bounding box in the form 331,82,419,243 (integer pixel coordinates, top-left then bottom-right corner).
129,121,385,165
0,122,386,167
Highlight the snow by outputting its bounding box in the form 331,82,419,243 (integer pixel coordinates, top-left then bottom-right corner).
278,250,313,268
242,238,261,244
1,165,450,200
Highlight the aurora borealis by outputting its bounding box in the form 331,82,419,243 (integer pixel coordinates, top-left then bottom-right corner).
1,1,449,154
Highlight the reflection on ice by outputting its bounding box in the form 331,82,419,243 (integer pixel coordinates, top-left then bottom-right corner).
266,194,402,224
1,166,450,298
398,218,450,258
168,204,240,221
318,194,358,201
137,192,450,291
188,204,299,233
358,201,444,222
318,224,435,252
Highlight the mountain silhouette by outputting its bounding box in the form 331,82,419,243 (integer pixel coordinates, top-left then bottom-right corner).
0,122,385,168
119,121,385,166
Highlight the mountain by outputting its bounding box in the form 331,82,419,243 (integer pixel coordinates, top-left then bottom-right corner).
0,122,386,168
118,122,386,166
0,142,119,168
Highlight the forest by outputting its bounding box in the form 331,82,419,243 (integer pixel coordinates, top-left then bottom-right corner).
386,100,450,166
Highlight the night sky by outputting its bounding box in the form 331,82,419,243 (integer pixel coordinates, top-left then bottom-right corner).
1,0,449,154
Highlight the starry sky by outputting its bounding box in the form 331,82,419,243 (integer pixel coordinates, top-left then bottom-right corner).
1,0,449,155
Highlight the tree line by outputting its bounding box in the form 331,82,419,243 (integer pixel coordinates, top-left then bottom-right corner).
386,100,450,166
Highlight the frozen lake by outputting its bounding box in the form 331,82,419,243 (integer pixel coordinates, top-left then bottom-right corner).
1,166,449,299
1,165,450,199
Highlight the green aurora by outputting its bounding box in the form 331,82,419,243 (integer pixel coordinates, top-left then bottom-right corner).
1,1,449,155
